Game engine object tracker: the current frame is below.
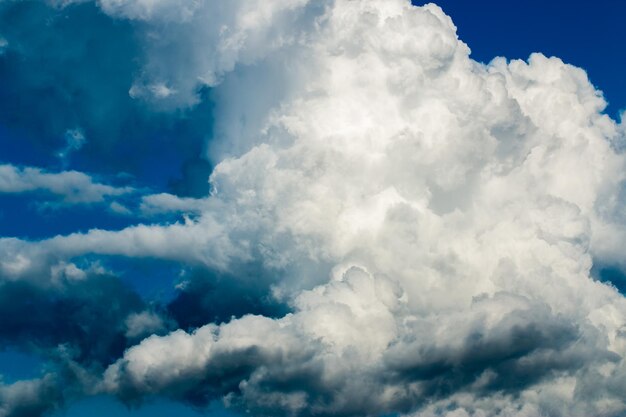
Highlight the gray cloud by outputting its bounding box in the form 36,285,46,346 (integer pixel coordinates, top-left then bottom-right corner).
0,375,64,417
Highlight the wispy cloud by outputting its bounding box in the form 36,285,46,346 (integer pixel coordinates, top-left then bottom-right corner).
0,164,133,204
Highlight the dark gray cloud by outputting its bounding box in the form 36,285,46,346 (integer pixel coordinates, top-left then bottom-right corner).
384,295,618,403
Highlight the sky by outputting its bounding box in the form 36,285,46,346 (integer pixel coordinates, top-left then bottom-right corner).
425,0,626,120
0,1,626,417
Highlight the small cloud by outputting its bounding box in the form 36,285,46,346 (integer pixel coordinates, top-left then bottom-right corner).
129,82,177,100
124,311,166,339
139,192,208,216
149,83,176,98
57,128,86,165
51,261,86,284
109,201,132,216
0,164,133,204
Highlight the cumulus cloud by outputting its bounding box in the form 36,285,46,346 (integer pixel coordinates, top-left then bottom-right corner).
2,0,626,416
0,164,132,203
103,267,624,416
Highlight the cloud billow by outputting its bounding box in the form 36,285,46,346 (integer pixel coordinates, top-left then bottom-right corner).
1,0,626,416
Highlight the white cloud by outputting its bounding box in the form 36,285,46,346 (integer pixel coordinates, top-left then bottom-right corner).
3,0,626,416
57,128,86,165
0,164,133,204
97,0,201,22
139,192,209,216
124,311,166,339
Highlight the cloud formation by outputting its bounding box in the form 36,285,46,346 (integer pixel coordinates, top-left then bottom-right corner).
1,0,626,416
0,164,132,203
0,375,64,417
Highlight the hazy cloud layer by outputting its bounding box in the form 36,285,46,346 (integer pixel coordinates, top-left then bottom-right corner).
1,0,626,416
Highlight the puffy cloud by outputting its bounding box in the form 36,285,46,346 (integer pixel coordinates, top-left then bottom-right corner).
94,0,626,414
103,268,625,416
2,0,626,416
0,164,133,203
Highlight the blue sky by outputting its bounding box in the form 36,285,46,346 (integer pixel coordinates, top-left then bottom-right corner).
1,1,626,417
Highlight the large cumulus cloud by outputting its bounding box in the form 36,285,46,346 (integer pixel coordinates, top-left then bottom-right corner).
2,0,626,416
